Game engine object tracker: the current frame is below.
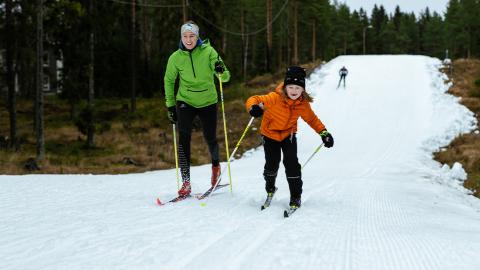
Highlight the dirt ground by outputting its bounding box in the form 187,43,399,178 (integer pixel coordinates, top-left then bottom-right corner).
435,59,480,198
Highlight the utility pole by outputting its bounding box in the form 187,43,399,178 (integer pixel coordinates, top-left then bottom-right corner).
363,25,372,55
363,27,366,55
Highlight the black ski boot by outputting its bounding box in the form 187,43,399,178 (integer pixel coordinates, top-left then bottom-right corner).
290,197,301,208
261,187,278,210
284,197,301,218
261,170,277,210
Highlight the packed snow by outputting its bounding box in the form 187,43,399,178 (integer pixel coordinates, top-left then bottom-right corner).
1,55,480,270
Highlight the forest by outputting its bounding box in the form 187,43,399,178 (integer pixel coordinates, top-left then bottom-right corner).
1,0,480,165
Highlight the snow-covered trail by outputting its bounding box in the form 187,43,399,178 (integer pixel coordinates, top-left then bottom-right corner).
1,56,480,270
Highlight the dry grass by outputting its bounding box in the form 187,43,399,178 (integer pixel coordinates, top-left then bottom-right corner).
0,78,274,175
5,59,478,196
0,62,326,175
435,58,480,198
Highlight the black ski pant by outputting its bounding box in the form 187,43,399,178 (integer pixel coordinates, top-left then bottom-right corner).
338,75,346,87
176,101,219,182
263,135,302,200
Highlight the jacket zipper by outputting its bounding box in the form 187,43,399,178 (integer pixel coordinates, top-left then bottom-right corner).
283,101,293,140
285,100,299,142
189,51,196,78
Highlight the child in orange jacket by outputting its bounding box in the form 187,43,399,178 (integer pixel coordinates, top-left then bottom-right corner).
245,66,334,210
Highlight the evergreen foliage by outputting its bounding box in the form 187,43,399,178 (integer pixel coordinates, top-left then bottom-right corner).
1,0,479,102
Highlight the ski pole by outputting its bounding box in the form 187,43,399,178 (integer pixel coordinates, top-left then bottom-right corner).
226,116,255,169
218,75,233,193
202,117,255,204
172,123,180,190
302,143,324,169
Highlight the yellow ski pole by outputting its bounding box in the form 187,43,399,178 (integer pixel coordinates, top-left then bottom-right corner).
172,123,180,190
218,76,233,192
200,117,255,206
229,117,255,161
302,143,324,169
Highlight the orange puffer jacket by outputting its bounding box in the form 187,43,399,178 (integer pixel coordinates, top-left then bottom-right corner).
245,83,326,142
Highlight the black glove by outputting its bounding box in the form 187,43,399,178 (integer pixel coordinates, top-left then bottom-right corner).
167,106,177,124
319,130,334,148
249,104,264,118
214,61,225,74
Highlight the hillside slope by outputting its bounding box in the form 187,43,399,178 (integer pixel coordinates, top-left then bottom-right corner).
1,56,480,270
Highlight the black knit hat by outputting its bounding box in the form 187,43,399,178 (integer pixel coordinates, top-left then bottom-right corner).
284,66,306,88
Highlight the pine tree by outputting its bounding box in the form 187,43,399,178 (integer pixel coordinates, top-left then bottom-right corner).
370,4,389,53
423,12,446,58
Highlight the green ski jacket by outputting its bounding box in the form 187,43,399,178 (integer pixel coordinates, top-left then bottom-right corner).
164,39,231,108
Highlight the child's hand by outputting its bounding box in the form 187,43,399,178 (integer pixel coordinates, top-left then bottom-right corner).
249,104,264,118
319,130,334,148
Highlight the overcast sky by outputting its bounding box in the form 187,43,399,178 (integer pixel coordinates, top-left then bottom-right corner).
340,0,450,16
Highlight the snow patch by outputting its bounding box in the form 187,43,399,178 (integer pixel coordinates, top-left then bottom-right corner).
421,59,477,154
2,55,480,270
437,162,468,187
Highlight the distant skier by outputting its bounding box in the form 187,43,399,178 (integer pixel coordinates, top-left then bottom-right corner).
245,66,334,212
164,21,231,197
338,66,348,88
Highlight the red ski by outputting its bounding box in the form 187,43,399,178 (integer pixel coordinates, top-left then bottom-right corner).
156,195,191,206
156,184,229,206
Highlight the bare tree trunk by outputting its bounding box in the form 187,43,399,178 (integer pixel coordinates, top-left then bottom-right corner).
244,34,249,82
467,26,471,59
182,0,188,22
222,18,227,53
292,0,298,65
266,0,272,72
278,15,285,68
36,0,45,161
252,34,257,73
312,19,316,62
130,0,137,112
278,42,283,69
241,9,249,82
286,9,291,65
6,0,17,149
87,0,95,148
141,1,153,96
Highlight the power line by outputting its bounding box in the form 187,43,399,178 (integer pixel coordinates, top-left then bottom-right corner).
107,0,182,8
107,0,290,36
188,0,289,36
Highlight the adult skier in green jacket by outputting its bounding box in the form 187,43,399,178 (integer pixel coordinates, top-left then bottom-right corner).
164,21,230,197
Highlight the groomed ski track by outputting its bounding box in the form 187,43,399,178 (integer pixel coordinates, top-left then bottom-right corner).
1,55,480,270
